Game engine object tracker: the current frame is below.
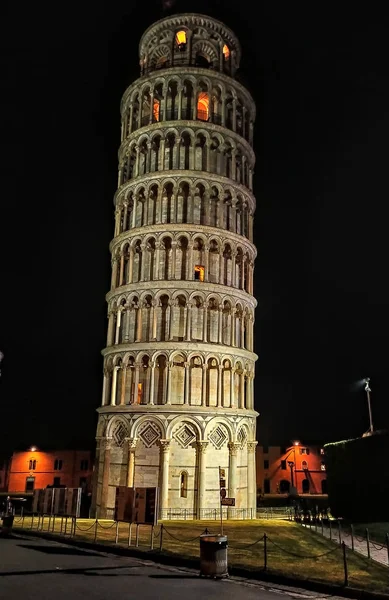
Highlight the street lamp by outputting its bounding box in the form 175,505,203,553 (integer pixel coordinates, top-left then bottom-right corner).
287,461,295,488
364,377,374,435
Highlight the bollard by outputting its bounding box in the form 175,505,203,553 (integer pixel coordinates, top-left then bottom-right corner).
128,522,132,546
351,524,354,552
48,515,52,532
366,528,370,559
52,515,56,532
64,517,68,536
136,524,140,547
263,533,268,571
94,519,98,543
342,542,348,586
338,521,342,544
115,521,119,545
159,524,164,551
386,533,389,566
22,514,25,528
150,525,154,550
60,517,64,534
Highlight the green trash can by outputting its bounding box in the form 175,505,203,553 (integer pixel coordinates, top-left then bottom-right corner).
199,534,228,578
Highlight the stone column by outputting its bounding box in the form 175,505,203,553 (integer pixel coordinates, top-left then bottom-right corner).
107,312,115,346
196,441,208,519
217,365,223,407
140,243,147,281
218,304,223,343
159,439,171,516
110,366,119,406
135,305,142,342
119,254,125,286
247,441,258,515
114,308,121,344
101,370,108,406
240,312,245,349
166,361,173,404
154,242,161,280
239,369,244,409
111,259,118,290
228,442,239,517
165,301,171,340
231,308,236,346
128,247,134,283
188,241,194,279
184,361,190,405
185,302,192,341
202,301,208,342
125,438,137,487
171,241,177,279
120,366,127,405
100,437,112,518
151,300,158,340
149,361,155,405
133,363,140,404
90,437,101,517
230,368,236,408
204,243,209,281
201,364,207,407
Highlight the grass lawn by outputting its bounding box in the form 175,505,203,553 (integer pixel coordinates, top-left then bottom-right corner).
13,517,389,594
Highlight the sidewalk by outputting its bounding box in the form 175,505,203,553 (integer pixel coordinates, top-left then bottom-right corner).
302,522,389,567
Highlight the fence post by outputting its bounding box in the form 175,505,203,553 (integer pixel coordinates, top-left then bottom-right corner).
366,528,370,559
73,517,76,537
151,525,154,550
338,521,342,544
64,517,67,536
329,520,332,541
136,523,139,547
128,522,132,546
351,524,354,552
263,533,268,571
342,542,348,587
31,514,34,529
94,519,98,543
159,524,164,551
115,521,119,545
60,517,63,534
386,533,389,566
22,514,25,528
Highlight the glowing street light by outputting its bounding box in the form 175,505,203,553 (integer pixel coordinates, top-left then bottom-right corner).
364,377,374,435
30,446,37,452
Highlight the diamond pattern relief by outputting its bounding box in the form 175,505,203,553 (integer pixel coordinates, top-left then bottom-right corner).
237,428,247,446
173,424,196,449
208,425,228,449
139,422,161,448
112,422,127,447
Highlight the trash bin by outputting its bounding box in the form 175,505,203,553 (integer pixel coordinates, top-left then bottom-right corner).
199,534,228,578
1,515,14,536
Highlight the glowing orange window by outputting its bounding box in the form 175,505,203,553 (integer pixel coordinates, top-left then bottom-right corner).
197,92,209,121
137,383,142,404
153,99,160,121
194,265,205,281
176,30,186,45
223,44,230,59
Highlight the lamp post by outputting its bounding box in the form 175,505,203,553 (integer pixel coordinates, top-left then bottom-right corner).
364,377,374,434
288,461,295,488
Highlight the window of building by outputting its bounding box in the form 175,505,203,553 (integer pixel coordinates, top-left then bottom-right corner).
29,459,36,470
263,478,270,493
302,460,308,469
262,445,269,454
180,471,188,498
281,460,286,470
53,477,61,487
194,265,205,281
25,476,35,492
153,99,160,122
302,478,310,493
175,30,187,48
264,459,269,469
320,448,325,455
321,462,326,471
223,44,230,59
197,92,209,121
54,459,63,471
80,459,89,471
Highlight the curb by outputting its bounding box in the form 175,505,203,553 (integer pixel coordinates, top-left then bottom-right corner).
10,528,389,600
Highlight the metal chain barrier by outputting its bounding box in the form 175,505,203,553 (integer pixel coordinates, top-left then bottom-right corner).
75,520,98,532
162,525,208,543
267,536,341,558
228,534,265,550
97,520,117,529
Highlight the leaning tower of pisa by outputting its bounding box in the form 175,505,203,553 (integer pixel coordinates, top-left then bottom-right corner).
92,13,258,519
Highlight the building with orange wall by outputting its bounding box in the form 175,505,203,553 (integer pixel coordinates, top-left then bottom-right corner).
7,449,93,493
256,443,327,496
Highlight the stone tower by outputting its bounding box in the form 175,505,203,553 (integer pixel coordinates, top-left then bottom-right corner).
92,12,258,519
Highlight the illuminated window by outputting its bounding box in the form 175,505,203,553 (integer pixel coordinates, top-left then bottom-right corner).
197,92,209,121
175,30,186,46
302,460,308,469
320,448,325,455
153,99,160,122
194,265,205,281
29,459,36,470
137,383,142,404
180,471,188,498
223,44,230,59
321,462,326,471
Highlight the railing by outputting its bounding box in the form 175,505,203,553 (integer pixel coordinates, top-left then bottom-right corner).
158,507,291,521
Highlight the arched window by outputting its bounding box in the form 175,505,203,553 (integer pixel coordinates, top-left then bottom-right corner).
223,44,230,59
302,478,310,493
29,459,36,470
197,92,209,121
176,30,187,48
153,99,160,122
180,471,188,498
302,460,308,470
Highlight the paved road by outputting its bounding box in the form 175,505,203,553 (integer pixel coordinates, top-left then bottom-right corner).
0,534,340,600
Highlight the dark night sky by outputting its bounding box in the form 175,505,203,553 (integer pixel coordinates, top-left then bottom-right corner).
1,1,388,454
